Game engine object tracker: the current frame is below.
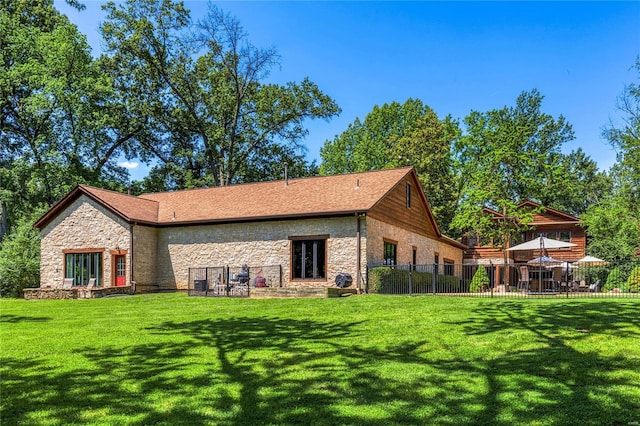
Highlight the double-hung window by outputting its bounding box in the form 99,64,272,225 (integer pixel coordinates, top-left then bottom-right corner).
291,237,327,280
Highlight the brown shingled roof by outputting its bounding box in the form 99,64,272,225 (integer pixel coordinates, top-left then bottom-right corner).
36,167,441,233
140,167,415,224
33,185,159,229
79,185,159,224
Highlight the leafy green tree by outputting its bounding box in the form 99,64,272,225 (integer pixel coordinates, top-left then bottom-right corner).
0,0,136,239
536,149,611,217
582,197,640,262
603,56,640,203
452,89,575,261
320,98,461,232
583,58,640,262
627,265,640,293
392,113,461,233
320,99,428,174
101,0,339,189
0,209,44,297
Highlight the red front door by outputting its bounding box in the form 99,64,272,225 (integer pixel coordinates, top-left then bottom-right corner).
115,255,126,286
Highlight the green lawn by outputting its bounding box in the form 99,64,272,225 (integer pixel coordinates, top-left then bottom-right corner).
1,294,639,425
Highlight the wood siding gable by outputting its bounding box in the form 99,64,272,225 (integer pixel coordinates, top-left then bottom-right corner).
368,172,439,239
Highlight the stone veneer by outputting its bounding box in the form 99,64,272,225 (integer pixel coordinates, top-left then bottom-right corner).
39,195,130,288
132,225,158,291
155,216,367,290
365,216,463,265
23,285,133,300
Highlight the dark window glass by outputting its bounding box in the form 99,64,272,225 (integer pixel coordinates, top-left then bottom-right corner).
292,239,326,279
65,252,102,286
384,242,397,265
558,231,571,242
444,261,454,276
406,183,411,208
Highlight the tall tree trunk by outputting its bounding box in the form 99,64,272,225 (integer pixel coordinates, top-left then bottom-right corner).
0,200,7,242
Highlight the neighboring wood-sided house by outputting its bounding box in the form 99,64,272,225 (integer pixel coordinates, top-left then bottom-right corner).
461,200,586,265
33,167,464,294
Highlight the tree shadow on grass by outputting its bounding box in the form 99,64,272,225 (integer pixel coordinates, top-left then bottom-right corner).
0,314,52,323
2,317,369,425
2,301,639,425
447,300,640,425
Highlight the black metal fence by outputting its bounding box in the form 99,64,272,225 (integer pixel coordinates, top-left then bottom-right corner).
366,262,640,298
188,265,282,297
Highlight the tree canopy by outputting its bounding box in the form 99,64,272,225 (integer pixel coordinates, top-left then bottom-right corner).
582,57,640,262
319,98,461,231
100,0,340,189
1,0,339,234
0,0,128,233
451,89,576,248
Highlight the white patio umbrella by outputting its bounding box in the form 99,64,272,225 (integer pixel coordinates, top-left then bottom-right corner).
527,256,561,266
507,235,576,291
574,255,608,266
506,236,577,252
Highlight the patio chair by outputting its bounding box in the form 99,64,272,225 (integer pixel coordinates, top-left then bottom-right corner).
62,278,74,289
552,267,563,290
588,279,601,292
87,278,96,289
517,266,530,291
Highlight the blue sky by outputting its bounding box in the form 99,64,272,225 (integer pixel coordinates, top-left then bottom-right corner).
55,1,640,181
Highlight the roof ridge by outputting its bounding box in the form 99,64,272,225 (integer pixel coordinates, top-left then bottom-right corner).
78,184,156,203
139,167,415,198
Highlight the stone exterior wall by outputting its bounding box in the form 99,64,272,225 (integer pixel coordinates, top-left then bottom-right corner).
39,195,130,288
155,216,365,290
132,225,158,290
365,216,463,266
38,196,459,294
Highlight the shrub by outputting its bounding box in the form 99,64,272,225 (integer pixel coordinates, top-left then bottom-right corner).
367,267,462,294
627,266,640,293
469,266,489,293
603,267,627,292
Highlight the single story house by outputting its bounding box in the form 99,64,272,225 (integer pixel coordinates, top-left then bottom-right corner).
34,167,465,294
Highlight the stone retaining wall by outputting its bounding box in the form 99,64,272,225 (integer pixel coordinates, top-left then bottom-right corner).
250,287,328,299
23,285,133,300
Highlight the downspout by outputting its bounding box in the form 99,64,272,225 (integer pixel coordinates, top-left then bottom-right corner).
356,213,362,294
130,222,136,294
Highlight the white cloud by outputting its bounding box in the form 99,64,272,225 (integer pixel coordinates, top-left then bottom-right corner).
118,161,139,170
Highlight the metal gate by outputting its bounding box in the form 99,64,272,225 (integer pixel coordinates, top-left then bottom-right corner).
187,265,282,297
